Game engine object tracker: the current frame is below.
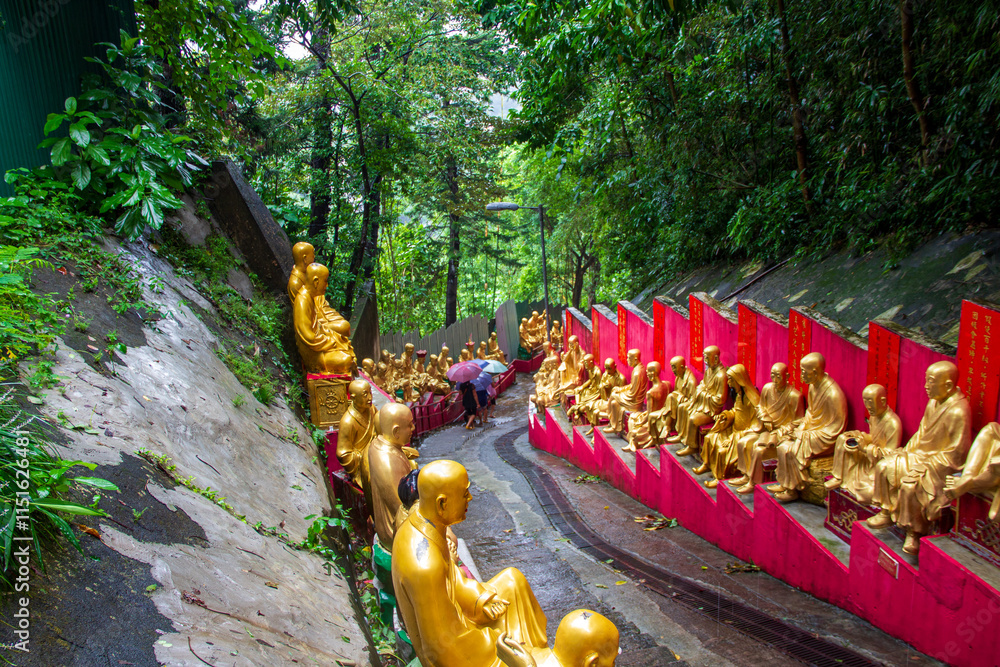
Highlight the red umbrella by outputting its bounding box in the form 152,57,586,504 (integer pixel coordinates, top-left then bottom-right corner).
447,361,485,383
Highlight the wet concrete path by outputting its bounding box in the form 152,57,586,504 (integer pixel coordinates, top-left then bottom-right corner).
416,376,939,667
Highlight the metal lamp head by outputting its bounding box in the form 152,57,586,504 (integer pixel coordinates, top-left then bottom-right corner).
486,202,521,211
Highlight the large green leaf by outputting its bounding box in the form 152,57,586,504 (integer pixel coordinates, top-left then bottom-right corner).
30,498,106,516
73,476,119,491
71,163,92,191
69,123,91,148
50,138,72,166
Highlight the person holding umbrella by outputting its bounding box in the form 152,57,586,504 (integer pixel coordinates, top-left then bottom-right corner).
460,381,481,429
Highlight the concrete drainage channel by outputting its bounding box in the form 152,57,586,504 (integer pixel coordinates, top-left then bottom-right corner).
494,425,880,667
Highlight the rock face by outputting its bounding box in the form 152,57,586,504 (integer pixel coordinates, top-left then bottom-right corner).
27,239,371,666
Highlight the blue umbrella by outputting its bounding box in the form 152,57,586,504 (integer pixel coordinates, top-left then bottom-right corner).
471,372,493,390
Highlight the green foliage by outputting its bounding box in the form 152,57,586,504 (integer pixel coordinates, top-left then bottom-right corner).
217,344,278,406
0,374,118,583
39,32,207,240
483,0,1000,290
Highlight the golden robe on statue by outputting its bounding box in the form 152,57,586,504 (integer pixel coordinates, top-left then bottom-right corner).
650,365,697,442
700,366,759,483
774,374,847,491
603,353,647,433
871,390,971,534
624,364,669,452
367,435,419,550
337,401,377,489
393,511,547,667
830,406,902,504
673,363,727,451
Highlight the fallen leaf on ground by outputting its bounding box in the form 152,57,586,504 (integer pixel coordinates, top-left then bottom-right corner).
265,581,279,589
572,474,601,484
78,524,101,540
634,514,678,530
595,584,607,589
615,581,627,585
724,562,761,574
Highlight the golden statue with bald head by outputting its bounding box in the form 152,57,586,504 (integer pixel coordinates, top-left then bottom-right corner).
602,349,648,435
649,356,697,444
392,460,548,667
731,362,803,494
867,361,971,554
290,244,355,375
667,346,727,457
367,403,419,550
824,383,902,503
336,379,378,488
497,609,620,667
622,361,670,452
770,352,847,502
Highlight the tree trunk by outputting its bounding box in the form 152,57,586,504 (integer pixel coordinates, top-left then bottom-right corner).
308,31,332,239
900,0,931,164
775,0,812,213
341,97,375,317
445,157,461,326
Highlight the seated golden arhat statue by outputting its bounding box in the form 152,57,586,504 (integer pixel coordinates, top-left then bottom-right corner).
487,332,508,364
824,384,902,503
478,342,489,360
730,362,802,494
291,258,357,426
336,379,378,489
392,460,548,667
622,361,669,453
567,354,601,421
649,356,697,445
578,358,624,435
550,319,564,350
695,364,760,488
530,344,563,413
936,422,1000,522
602,349,648,436
866,361,971,554
367,403,419,551
769,352,847,503
497,609,619,667
438,345,453,375
667,346,727,457
555,335,584,399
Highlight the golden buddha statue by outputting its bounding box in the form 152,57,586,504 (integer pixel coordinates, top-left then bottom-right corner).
477,342,488,360
668,346,727,457
866,361,971,554
567,355,602,425
694,364,759,488
602,349,648,435
380,349,397,386
414,352,427,374
293,263,355,375
550,320,564,350
461,347,473,362
936,422,1000,522
367,403,419,550
400,343,417,376
622,362,670,452
438,345,452,375
519,318,532,352
361,357,376,378
289,243,353,343
487,332,507,364
530,345,563,413
496,609,619,667
649,356,697,444
374,362,390,391
731,363,803,494
555,335,584,399
769,353,847,503
824,384,902,503
336,380,378,489
579,358,625,435
392,460,548,667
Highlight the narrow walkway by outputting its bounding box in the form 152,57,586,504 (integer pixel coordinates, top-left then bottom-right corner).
415,376,938,667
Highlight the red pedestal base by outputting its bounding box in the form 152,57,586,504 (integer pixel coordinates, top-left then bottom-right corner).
825,488,879,544
951,492,1000,567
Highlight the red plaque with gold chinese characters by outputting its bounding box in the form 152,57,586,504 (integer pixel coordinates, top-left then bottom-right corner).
617,303,627,365
867,322,901,411
956,300,1000,432
689,294,704,367
737,303,757,383
653,298,666,370
788,309,811,395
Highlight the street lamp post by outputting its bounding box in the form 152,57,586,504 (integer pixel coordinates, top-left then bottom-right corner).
486,201,552,346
